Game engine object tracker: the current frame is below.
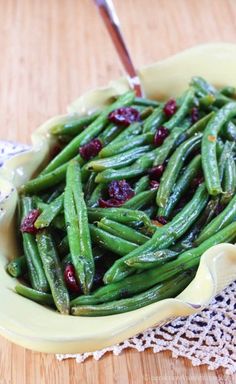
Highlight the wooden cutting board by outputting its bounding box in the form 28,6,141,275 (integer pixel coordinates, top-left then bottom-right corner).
0,0,235,382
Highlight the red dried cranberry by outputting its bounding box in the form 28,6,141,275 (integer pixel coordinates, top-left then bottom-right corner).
20,209,41,235
64,264,81,294
108,180,134,201
191,107,199,123
154,126,169,147
163,99,177,118
98,198,123,208
148,165,165,180
79,139,102,160
149,180,160,190
108,107,140,127
155,216,168,225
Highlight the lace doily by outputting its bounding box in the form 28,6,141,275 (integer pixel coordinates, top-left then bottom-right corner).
57,281,236,374
1,141,235,374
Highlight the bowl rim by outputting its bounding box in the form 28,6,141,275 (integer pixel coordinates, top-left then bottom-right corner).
1,42,236,353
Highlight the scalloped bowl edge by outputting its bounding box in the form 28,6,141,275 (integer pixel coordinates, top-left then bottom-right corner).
0,43,236,353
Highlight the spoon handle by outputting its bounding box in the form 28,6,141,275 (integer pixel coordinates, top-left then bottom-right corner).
94,0,143,96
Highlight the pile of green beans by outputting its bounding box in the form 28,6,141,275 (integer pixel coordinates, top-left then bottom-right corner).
8,78,236,316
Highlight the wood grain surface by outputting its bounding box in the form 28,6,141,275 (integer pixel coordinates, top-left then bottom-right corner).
0,0,236,383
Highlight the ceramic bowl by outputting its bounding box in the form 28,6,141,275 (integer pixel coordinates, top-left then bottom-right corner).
1,43,236,353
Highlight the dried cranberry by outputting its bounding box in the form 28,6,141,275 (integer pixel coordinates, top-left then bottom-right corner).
64,264,81,294
108,107,140,127
149,180,160,190
148,165,165,180
155,216,168,225
154,126,169,147
98,198,123,208
108,180,134,201
191,107,199,123
20,209,41,234
79,139,102,160
163,99,177,118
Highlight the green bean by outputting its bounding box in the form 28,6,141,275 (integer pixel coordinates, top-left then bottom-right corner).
72,221,236,306
218,141,234,182
213,94,233,108
72,161,94,285
123,189,156,210
175,112,215,146
42,92,134,174
191,77,233,107
134,175,149,194
15,284,54,306
222,121,236,141
134,97,160,108
173,197,220,251
156,134,202,208
191,76,218,96
158,155,202,217
87,183,106,207
97,218,150,245
153,126,188,166
51,112,100,136
84,172,97,201
22,152,83,194
143,105,165,133
21,197,49,292
95,150,156,183
202,102,236,195
220,86,236,98
221,152,236,205
89,224,138,256
34,199,48,211
125,249,179,269
71,270,194,316
196,192,236,245
140,106,155,119
96,126,186,183
99,133,153,158
86,145,151,172
34,193,64,229
36,230,70,314
88,207,151,228
104,183,208,283
61,249,104,268
199,94,216,108
103,122,142,148
164,89,195,130
99,123,121,145
65,160,94,293
7,256,27,278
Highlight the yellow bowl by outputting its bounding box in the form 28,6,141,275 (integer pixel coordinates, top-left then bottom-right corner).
1,43,236,354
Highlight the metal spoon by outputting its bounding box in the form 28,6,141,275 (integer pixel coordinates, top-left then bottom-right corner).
94,0,143,97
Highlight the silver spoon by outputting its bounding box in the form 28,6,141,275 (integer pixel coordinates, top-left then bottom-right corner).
94,0,143,97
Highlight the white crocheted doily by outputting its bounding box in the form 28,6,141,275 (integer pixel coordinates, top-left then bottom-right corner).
1,141,235,374
57,281,236,374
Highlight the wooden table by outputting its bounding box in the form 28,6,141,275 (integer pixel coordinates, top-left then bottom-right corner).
0,0,235,382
